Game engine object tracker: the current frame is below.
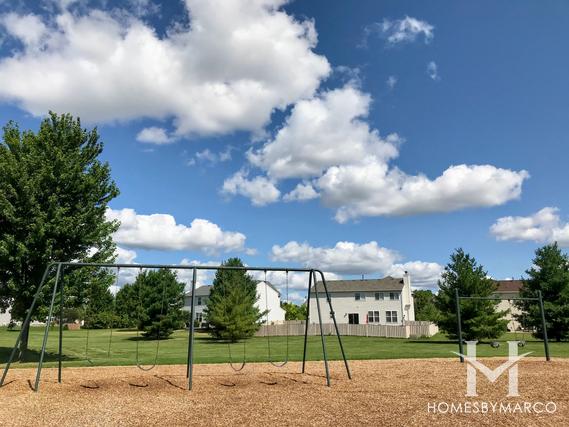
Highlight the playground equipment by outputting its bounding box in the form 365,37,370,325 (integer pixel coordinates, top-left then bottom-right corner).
264,270,289,368
0,262,351,392
454,289,550,362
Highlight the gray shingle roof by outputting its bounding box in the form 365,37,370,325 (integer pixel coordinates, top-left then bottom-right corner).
184,281,280,297
184,285,212,297
312,276,404,293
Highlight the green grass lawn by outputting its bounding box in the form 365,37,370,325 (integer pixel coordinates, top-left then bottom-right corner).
1,327,567,369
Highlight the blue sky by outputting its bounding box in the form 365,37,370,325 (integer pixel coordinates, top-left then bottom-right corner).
1,0,568,294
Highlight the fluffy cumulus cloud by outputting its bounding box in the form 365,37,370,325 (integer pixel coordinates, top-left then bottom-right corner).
136,127,174,145
388,261,443,288
283,182,319,202
490,207,569,247
230,84,529,221
270,240,442,288
106,208,246,253
222,170,280,206
361,16,434,47
0,0,330,136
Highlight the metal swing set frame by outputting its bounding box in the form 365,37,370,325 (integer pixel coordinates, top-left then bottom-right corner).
454,289,551,362
0,262,352,392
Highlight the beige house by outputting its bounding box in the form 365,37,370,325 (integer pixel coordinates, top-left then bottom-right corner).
309,272,415,325
493,279,524,331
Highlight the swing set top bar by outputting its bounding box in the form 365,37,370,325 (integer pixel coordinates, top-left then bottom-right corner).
49,261,320,274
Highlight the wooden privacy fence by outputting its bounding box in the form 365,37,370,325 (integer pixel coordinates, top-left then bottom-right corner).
255,320,438,338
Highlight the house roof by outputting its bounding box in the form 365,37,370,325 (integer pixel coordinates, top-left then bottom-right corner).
494,280,523,293
312,277,404,293
184,285,212,297
184,281,280,297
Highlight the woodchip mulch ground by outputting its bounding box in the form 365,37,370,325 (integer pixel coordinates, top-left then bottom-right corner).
0,358,567,426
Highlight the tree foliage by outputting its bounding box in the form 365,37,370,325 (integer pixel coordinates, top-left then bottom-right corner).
517,243,569,342
116,269,185,339
435,249,508,340
205,258,264,342
413,289,440,322
282,301,307,321
0,113,119,352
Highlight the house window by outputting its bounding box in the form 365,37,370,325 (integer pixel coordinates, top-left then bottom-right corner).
375,292,385,300
368,311,380,323
389,292,400,301
197,296,202,305
386,311,398,323
348,313,359,324
355,292,365,301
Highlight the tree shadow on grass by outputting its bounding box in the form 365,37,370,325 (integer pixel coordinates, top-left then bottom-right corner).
0,346,79,364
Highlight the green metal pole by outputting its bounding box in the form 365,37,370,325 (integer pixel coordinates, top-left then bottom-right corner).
455,289,464,363
538,290,550,361
58,266,65,383
318,270,351,380
313,271,331,386
301,270,313,374
0,264,54,387
187,268,197,389
34,263,62,392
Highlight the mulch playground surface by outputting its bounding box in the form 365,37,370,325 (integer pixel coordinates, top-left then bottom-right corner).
0,359,567,426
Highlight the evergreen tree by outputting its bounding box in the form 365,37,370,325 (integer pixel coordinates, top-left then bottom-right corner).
413,289,441,322
435,249,508,340
116,269,185,339
205,258,264,342
0,113,119,355
517,243,569,341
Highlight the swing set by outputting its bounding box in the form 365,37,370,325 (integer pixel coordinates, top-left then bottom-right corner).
0,262,351,392
454,289,551,362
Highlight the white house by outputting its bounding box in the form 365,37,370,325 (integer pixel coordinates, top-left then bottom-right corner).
309,273,415,325
0,308,11,326
183,281,286,327
493,279,524,331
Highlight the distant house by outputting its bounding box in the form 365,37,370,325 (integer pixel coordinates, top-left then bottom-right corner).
183,281,286,327
493,279,524,331
0,308,11,326
309,272,415,325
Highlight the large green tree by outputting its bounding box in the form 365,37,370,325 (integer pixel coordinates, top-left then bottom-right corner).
435,249,508,340
0,113,119,354
205,258,264,342
413,289,441,322
517,243,569,341
116,269,185,339
281,301,307,321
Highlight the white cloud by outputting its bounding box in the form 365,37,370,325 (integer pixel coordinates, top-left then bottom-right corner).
322,162,528,223
1,13,47,47
0,1,330,136
386,75,397,90
235,84,529,221
362,16,434,47
283,182,319,202
248,85,400,180
136,126,174,145
427,61,440,81
490,207,569,247
222,170,280,206
270,240,442,288
271,241,400,275
388,261,443,288
106,208,246,253
190,146,233,165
